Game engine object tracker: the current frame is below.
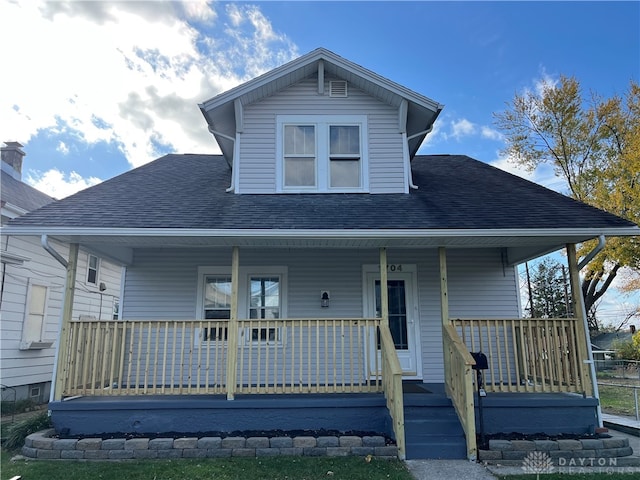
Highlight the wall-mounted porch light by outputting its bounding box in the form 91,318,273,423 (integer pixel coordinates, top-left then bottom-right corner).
321,291,330,308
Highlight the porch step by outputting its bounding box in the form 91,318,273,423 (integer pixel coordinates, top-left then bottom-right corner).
404,396,467,460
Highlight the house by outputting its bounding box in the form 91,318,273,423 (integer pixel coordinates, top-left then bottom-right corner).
4,49,639,460
0,142,123,404
592,326,637,371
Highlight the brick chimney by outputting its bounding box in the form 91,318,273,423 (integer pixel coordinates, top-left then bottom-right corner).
1,141,26,180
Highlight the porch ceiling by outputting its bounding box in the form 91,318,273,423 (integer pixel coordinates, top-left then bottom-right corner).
25,228,618,266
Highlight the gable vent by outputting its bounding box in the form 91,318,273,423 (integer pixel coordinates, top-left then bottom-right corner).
329,81,348,97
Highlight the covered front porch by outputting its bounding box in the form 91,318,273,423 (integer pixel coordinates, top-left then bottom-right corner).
48,243,597,460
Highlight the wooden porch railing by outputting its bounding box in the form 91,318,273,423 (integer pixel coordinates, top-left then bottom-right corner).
233,318,382,394
452,318,592,395
59,318,405,457
442,323,477,461
379,325,406,460
59,318,385,397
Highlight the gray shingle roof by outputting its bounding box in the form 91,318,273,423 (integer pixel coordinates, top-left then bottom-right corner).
7,154,636,231
1,172,54,213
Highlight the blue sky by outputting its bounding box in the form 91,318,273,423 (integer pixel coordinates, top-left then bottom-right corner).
1,0,638,325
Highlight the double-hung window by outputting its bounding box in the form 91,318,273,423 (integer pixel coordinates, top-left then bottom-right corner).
329,125,361,188
284,125,316,187
87,254,99,285
278,115,367,192
203,276,231,341
197,267,287,345
249,276,280,342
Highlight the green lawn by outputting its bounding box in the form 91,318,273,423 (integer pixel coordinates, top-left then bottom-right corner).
1,449,413,480
597,375,639,417
5,449,640,479
497,475,638,479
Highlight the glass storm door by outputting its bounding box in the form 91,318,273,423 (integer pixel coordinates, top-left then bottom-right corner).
368,273,419,377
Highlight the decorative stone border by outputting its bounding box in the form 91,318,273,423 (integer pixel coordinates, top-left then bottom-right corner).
479,437,636,466
22,430,398,460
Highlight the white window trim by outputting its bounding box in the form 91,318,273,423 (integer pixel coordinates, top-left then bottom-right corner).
247,273,284,345
195,266,288,345
276,115,369,193
20,280,54,350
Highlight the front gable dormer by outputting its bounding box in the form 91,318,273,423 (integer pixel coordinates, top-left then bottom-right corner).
199,48,443,194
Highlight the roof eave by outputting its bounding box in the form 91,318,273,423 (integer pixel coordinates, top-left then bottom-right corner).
5,226,638,239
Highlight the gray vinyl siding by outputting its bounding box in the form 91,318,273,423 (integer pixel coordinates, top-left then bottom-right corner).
238,77,405,194
121,247,520,385
0,236,122,391
430,249,520,384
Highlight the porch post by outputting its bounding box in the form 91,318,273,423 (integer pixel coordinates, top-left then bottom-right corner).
439,247,451,380
226,246,240,400
566,243,595,398
379,248,389,328
53,243,79,401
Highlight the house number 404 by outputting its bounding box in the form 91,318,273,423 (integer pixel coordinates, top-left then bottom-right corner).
387,264,402,272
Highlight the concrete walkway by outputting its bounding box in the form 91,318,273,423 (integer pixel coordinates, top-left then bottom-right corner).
406,413,640,479
406,459,498,480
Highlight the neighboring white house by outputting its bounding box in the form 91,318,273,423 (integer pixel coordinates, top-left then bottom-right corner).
0,142,123,403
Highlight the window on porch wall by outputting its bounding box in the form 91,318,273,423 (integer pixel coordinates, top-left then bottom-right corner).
249,276,280,342
203,276,230,341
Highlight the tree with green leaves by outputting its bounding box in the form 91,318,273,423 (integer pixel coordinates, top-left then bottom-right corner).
525,258,571,319
495,77,639,330
614,331,640,361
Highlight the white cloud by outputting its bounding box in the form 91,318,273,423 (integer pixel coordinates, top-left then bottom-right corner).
26,169,102,199
0,1,298,168
533,68,558,97
450,118,476,140
481,126,503,141
438,118,503,144
57,141,69,155
489,152,566,193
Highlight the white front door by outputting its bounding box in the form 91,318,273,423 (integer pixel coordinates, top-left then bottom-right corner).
366,270,421,378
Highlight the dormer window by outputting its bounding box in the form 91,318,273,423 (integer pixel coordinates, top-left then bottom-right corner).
329,125,360,188
284,125,316,187
277,115,368,193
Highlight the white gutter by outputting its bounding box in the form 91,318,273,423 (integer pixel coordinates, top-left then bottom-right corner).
6,226,638,239
41,234,67,268
1,250,30,265
2,202,29,218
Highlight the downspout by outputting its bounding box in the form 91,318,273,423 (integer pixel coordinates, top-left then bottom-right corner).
405,125,434,190
40,235,69,403
207,125,237,193
401,133,415,190
578,234,606,269
574,234,606,429
41,234,67,268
